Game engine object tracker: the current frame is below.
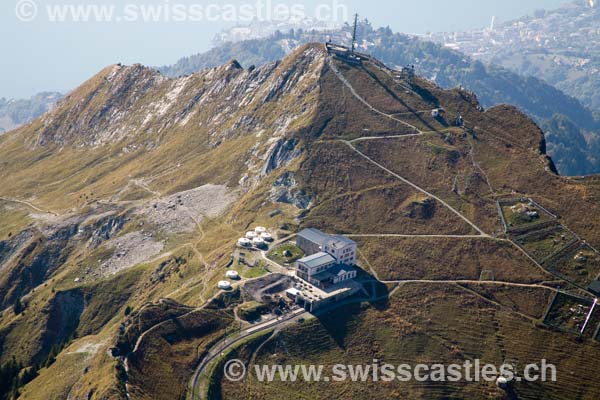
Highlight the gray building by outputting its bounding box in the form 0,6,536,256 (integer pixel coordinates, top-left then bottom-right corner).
296,228,357,266
296,228,330,256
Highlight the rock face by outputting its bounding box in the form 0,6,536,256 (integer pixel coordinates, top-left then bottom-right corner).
40,290,85,362
261,139,302,176
160,22,600,176
0,211,128,311
0,230,34,271
83,213,126,249
270,171,312,209
30,45,326,151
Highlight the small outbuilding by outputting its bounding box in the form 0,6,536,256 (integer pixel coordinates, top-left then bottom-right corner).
286,288,302,300
238,238,252,247
431,108,446,118
260,232,273,241
226,270,240,280
218,281,232,290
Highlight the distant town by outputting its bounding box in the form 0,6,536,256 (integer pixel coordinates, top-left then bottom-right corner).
422,0,599,67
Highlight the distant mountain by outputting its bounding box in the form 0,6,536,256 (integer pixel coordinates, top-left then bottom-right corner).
0,92,63,134
160,21,600,176
161,38,286,79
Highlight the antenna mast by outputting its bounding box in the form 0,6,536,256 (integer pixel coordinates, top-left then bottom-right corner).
351,13,359,53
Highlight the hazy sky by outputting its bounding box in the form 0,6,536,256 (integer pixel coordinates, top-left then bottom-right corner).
1,0,569,98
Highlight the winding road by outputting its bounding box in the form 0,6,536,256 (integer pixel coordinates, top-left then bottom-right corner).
187,308,308,400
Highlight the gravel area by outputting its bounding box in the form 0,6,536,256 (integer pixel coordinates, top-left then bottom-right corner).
135,184,238,233
98,231,165,276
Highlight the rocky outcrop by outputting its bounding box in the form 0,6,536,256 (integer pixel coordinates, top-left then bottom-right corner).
81,212,126,249
0,228,73,310
38,290,85,364
0,212,126,311
270,172,312,209
261,138,302,176
0,229,35,272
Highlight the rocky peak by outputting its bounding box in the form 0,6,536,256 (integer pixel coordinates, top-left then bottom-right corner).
23,44,326,149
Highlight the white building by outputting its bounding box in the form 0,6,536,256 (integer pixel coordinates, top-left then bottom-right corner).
296,228,357,266
322,237,357,266
296,252,337,283
294,229,358,289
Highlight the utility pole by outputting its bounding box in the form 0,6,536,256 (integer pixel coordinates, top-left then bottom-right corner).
351,13,359,53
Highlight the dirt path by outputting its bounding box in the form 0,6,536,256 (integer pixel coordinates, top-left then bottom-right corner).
347,234,490,239
131,178,162,199
327,57,489,237
344,141,489,236
328,56,600,299
378,279,557,289
0,196,58,216
328,58,422,134
349,133,422,143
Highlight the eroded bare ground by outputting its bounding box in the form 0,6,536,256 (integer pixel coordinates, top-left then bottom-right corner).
134,184,239,234
91,184,238,277
0,183,239,282
97,231,165,276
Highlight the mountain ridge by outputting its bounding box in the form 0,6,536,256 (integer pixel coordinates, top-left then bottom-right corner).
159,22,600,176
1,43,600,399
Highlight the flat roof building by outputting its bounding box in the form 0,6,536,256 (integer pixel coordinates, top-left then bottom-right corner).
296,228,357,266
296,252,337,284
296,228,330,256
292,278,362,312
311,264,357,286
295,228,359,291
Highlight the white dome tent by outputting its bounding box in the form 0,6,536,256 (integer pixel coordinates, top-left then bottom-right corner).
260,232,273,241
237,238,252,247
218,281,232,290
226,270,240,279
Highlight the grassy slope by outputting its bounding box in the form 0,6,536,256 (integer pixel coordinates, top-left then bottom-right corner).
214,57,600,399
356,237,552,283
2,46,600,400
221,284,600,400
0,44,330,398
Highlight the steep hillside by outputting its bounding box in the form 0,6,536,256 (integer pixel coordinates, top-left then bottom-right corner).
0,44,600,400
160,21,600,176
211,48,600,400
0,44,328,399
